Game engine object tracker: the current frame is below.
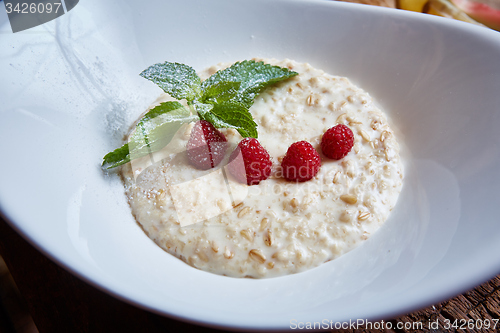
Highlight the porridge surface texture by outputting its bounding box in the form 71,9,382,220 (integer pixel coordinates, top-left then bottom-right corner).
121,59,404,278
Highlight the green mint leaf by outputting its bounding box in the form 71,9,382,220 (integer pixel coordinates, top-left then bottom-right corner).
104,60,298,169
102,143,133,169
140,61,202,102
201,81,241,104
102,101,198,169
201,60,298,108
135,100,190,126
192,101,213,118
198,101,258,138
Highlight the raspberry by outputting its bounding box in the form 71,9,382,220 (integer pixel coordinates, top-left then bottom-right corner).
321,124,354,160
281,141,321,182
186,120,227,170
228,138,272,185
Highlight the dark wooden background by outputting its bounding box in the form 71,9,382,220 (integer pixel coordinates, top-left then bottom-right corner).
0,215,499,333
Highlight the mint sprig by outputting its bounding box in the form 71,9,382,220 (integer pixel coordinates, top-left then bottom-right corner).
102,60,298,169
140,62,202,102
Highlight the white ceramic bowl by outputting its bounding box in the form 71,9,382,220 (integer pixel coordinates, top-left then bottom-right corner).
1,0,500,330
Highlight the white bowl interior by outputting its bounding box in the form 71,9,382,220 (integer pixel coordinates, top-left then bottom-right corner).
1,0,500,329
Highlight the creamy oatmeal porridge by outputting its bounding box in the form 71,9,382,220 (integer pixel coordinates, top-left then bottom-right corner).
121,59,404,278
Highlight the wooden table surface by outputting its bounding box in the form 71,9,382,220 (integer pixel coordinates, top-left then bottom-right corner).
0,214,499,333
